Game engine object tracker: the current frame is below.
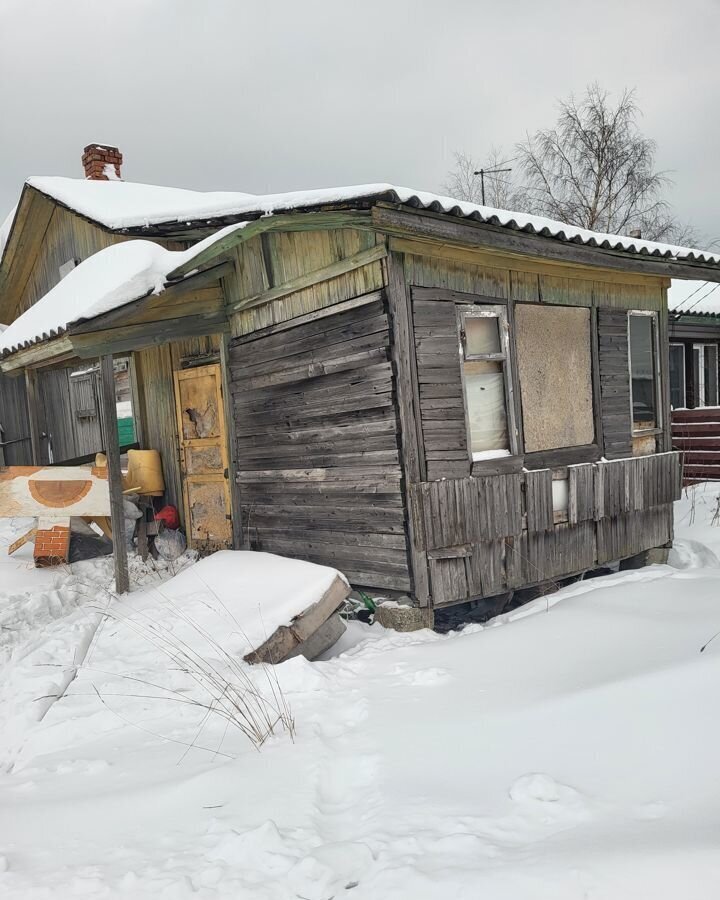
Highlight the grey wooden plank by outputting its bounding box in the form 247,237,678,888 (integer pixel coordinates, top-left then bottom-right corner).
24,369,42,465
597,308,632,459
568,463,595,524
525,469,554,533
100,354,129,594
385,250,431,605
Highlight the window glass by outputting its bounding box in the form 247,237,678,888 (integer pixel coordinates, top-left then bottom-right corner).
669,344,685,409
465,316,501,356
691,343,717,408
629,314,657,429
693,346,702,406
705,345,718,406
464,360,509,453
459,307,511,459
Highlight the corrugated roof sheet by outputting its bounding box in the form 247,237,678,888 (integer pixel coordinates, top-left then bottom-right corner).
8,178,720,268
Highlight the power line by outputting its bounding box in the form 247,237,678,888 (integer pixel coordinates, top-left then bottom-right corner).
682,282,720,314
673,280,710,309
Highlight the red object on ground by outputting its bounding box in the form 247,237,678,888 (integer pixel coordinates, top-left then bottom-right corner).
155,505,180,530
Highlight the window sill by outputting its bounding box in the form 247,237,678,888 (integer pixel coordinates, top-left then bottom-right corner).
523,444,600,468
471,455,524,477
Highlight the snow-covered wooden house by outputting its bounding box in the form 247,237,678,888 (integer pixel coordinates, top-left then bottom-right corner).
2,144,719,608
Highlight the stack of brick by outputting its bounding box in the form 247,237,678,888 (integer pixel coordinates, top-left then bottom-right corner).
82,143,123,180
34,517,72,567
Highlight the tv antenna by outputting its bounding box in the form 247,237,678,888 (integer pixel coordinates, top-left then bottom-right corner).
473,166,513,206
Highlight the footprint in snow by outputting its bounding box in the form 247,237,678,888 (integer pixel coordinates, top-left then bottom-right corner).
286,841,374,900
509,773,592,825
402,667,452,686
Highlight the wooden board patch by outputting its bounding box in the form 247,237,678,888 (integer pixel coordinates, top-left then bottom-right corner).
0,466,111,517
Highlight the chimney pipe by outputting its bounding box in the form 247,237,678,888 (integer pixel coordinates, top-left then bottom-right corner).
82,144,123,181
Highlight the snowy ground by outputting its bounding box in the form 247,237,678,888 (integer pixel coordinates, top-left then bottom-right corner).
1,485,720,899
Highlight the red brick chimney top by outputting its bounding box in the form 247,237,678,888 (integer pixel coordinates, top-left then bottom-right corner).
82,143,123,181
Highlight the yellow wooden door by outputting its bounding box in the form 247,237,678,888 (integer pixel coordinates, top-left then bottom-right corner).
173,364,233,551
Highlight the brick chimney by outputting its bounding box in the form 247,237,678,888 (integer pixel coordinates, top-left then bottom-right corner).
82,143,123,180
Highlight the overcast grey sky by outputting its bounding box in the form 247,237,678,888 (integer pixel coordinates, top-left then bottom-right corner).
1,0,718,245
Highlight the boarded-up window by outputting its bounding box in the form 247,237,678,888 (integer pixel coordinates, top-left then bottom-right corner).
515,305,594,452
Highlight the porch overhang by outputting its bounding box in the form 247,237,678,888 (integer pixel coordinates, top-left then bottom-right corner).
0,261,232,374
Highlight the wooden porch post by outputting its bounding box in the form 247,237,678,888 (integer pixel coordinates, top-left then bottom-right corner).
99,354,129,594
24,369,42,465
220,334,244,549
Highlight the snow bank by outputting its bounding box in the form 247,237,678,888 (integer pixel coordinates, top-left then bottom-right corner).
4,501,720,897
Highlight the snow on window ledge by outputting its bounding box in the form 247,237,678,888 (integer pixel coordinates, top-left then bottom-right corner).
471,449,511,461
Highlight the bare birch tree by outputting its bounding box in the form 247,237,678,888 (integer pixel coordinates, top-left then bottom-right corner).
445,85,695,243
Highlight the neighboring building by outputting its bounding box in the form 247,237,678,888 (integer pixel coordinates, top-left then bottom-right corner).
668,280,720,482
3,146,720,607
668,279,720,409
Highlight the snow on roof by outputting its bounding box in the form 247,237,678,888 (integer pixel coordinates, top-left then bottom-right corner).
0,222,247,354
17,177,720,267
4,175,720,357
0,203,18,262
215,184,720,266
668,279,720,316
26,176,257,231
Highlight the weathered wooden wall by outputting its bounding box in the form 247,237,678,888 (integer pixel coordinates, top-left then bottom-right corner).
32,364,139,463
0,190,187,328
132,335,222,517
401,249,668,470
597,309,633,459
229,293,410,591
133,345,182,511
0,372,31,464
229,229,385,336
393,244,676,605
409,454,680,604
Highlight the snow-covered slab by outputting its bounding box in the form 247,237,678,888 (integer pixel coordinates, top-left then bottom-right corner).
108,549,348,661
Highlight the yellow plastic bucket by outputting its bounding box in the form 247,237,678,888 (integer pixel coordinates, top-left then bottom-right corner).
124,449,165,496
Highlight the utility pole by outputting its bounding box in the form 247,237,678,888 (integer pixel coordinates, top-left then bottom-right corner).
473,166,513,206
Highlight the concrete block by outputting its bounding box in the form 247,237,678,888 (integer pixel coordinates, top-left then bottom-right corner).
375,602,434,632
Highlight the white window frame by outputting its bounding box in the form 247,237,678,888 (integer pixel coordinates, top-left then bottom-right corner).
628,310,662,436
669,342,686,410
692,342,719,407
456,303,518,460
